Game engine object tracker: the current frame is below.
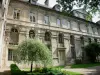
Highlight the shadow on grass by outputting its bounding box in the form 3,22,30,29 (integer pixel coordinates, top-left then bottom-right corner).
71,63,100,68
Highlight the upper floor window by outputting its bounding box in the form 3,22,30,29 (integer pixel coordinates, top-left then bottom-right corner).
80,24,87,33
13,9,20,19
58,33,64,44
92,27,98,35
44,15,49,24
29,30,35,39
30,12,35,22
88,25,93,34
10,28,19,45
57,18,61,26
62,19,70,29
71,21,79,31
45,32,51,41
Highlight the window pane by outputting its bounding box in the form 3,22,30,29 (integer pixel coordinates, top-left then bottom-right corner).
10,28,19,45
62,19,70,29
29,30,35,38
8,49,13,61
30,12,35,22
44,16,49,24
13,9,20,19
57,19,61,26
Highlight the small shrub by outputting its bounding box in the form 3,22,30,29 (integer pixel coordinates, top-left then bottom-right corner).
10,64,26,75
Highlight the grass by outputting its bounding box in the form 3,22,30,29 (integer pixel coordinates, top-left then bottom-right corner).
71,63,100,68
67,71,82,75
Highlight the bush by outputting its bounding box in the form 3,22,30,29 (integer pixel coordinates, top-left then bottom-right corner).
84,43,100,63
10,64,26,75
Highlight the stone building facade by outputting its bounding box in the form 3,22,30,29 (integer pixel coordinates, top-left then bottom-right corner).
0,0,100,68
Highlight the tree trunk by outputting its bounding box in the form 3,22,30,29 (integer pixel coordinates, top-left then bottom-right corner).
30,61,33,72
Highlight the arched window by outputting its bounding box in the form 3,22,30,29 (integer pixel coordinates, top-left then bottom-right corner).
45,32,51,41
58,33,64,43
29,30,35,38
10,28,19,45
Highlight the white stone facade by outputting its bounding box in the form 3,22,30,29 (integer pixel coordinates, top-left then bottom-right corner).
0,0,100,68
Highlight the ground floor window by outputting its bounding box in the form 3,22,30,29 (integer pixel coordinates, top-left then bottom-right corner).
8,49,13,61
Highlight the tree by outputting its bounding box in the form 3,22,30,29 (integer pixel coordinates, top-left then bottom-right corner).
84,42,100,63
57,0,100,14
14,39,52,72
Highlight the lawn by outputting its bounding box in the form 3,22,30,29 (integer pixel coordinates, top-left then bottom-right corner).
71,63,100,68
67,71,82,75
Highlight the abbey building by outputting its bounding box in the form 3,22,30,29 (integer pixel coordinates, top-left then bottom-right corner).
0,0,100,68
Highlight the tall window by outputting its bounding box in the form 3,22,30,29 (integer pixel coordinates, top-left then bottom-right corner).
29,30,35,38
8,49,13,61
70,35,75,45
30,12,35,22
13,9,20,19
10,28,19,45
80,36,84,46
94,38,97,42
45,32,51,41
57,18,61,26
44,15,49,24
58,33,64,43
88,38,91,43
62,19,70,29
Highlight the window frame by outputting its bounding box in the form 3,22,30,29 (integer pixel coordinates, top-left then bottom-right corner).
44,15,49,24
13,9,20,19
8,49,13,61
30,12,36,22
57,18,61,26
58,33,64,44
45,32,51,41
29,30,35,39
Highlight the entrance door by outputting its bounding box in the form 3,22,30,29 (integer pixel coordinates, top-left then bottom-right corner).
59,51,65,66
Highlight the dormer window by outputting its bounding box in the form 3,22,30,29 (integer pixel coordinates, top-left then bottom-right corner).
13,9,20,19
44,15,49,24
30,12,35,22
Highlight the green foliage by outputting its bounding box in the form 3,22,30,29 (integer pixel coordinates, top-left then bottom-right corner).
84,42,100,63
10,64,82,75
33,68,64,75
57,0,100,15
14,39,52,66
10,64,26,75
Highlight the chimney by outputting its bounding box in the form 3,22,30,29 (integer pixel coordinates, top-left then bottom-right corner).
45,0,49,6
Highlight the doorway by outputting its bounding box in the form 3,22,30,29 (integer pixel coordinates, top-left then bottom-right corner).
59,50,65,66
